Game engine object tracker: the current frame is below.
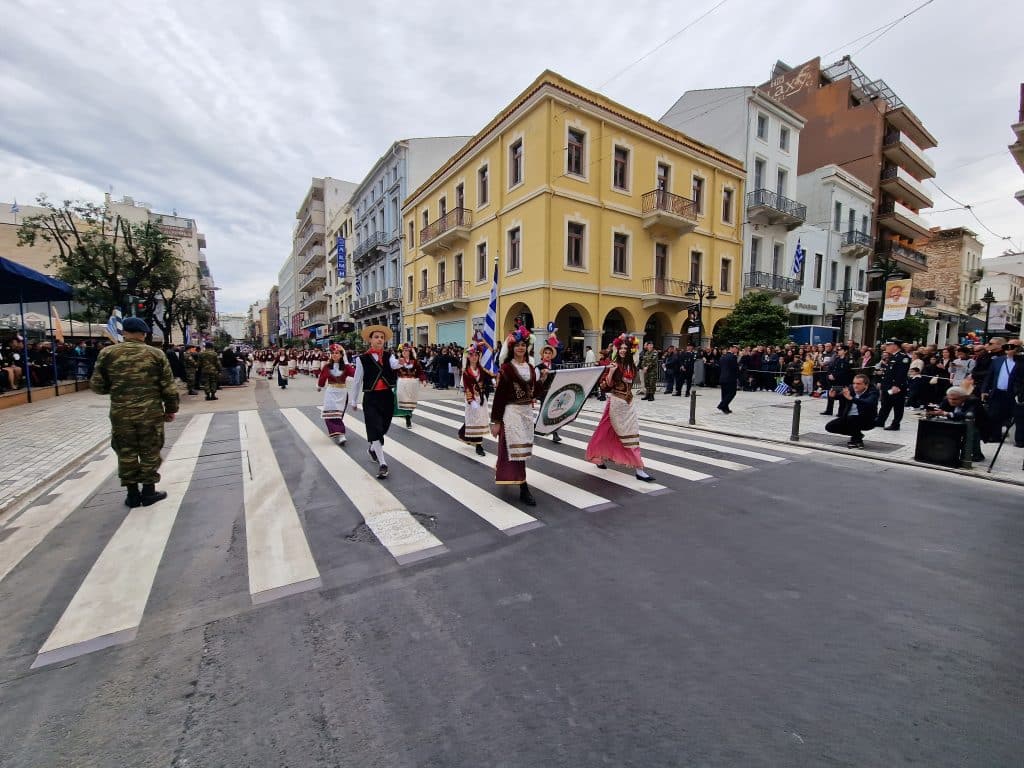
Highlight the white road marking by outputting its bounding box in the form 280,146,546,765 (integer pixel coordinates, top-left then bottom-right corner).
280,408,445,565
0,452,117,586
346,416,541,535
33,413,213,668
238,410,321,604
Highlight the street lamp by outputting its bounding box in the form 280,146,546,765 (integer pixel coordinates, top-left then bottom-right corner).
981,287,996,341
684,281,716,346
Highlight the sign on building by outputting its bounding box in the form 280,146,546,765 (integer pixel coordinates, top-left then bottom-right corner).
336,238,346,278
882,279,912,321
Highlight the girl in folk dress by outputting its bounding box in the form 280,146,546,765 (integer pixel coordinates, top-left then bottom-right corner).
489,326,550,506
458,343,494,456
287,350,298,378
585,334,655,482
393,344,424,428
271,350,290,388
317,344,355,445
311,350,324,379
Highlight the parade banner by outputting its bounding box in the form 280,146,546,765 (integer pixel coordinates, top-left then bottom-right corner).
534,366,605,435
881,278,912,321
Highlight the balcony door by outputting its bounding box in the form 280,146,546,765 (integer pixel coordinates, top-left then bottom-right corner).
654,243,668,295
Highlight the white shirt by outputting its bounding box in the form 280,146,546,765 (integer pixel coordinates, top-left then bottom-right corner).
996,356,1016,391
584,349,596,364
350,351,400,406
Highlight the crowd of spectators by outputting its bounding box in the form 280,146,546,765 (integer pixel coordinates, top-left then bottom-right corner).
0,335,105,393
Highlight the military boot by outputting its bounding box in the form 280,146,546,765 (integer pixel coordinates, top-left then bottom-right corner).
140,483,168,506
124,484,142,508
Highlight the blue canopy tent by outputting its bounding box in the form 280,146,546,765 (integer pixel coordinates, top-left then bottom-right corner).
1,256,74,403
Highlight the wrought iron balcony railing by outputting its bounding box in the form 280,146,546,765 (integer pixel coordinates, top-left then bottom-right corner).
745,189,807,222
641,189,697,220
420,208,472,245
743,271,802,294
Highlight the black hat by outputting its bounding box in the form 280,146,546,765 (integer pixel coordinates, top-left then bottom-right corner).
205,342,214,349
123,317,149,334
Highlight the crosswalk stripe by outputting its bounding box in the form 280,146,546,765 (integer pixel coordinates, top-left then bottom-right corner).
412,408,670,493
0,452,117,586
572,412,806,460
33,413,214,669
397,413,614,511
239,410,321,604
345,415,542,535
280,408,446,565
422,401,748,472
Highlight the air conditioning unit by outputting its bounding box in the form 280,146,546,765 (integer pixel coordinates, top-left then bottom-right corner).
924,290,937,300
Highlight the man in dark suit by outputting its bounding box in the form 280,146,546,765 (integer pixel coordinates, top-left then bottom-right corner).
981,338,1023,446
821,346,853,416
717,345,739,414
875,339,911,430
927,385,986,461
824,374,878,448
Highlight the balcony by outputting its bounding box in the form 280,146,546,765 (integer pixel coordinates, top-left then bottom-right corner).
840,230,874,259
302,310,327,329
745,189,807,230
351,287,403,317
420,280,470,315
885,105,938,150
352,231,387,267
882,129,935,181
880,165,933,210
420,208,472,256
297,243,325,274
1012,128,1024,173
294,223,325,258
300,291,327,313
828,287,870,310
969,267,984,283
641,190,698,236
743,271,802,301
874,239,928,273
877,200,930,241
640,277,693,309
298,268,326,294
908,287,938,308
297,200,325,231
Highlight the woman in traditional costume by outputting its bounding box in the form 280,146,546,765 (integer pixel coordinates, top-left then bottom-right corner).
585,334,655,482
535,325,563,443
270,349,291,389
489,326,549,506
351,325,400,479
393,344,423,428
317,344,355,445
458,342,494,456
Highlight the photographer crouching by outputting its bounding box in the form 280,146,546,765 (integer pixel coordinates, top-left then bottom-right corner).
824,374,878,449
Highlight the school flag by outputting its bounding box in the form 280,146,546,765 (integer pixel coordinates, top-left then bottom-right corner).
534,366,605,435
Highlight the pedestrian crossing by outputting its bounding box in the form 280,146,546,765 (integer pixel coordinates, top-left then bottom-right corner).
1,400,807,670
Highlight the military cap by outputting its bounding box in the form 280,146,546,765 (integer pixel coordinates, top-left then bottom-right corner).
123,317,150,334
205,342,215,349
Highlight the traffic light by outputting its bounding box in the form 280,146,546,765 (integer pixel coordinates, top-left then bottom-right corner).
136,301,147,314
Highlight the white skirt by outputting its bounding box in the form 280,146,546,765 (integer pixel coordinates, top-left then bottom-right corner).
502,403,534,460
464,398,490,438
397,377,420,411
608,394,640,448
322,384,349,414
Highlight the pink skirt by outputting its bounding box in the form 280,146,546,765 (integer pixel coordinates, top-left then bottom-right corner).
585,400,643,469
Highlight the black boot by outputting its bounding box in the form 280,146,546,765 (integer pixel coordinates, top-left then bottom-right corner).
519,482,536,506
209,394,218,401
124,484,142,508
140,483,167,506
405,414,412,428
475,443,485,456
205,394,211,401
551,431,562,443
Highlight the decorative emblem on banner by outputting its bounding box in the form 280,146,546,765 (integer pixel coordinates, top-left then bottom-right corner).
540,384,587,427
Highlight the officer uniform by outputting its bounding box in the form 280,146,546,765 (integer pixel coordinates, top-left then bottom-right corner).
677,348,696,396
876,345,911,430
89,318,179,507
198,344,222,399
821,352,853,416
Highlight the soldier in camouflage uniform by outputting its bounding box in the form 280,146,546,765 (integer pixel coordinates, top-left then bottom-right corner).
89,317,179,507
183,345,198,395
198,342,222,400
639,341,660,401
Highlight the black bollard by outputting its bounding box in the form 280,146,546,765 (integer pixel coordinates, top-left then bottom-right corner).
689,391,697,426
961,413,975,470
790,399,801,442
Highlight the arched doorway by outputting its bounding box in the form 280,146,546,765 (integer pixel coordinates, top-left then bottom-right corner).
602,309,627,350
644,311,672,348
502,302,534,337
554,303,592,361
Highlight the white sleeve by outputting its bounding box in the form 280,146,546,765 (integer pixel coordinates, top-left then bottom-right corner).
351,357,365,406
388,353,401,370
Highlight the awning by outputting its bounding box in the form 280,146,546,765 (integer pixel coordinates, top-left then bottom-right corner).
0,257,73,303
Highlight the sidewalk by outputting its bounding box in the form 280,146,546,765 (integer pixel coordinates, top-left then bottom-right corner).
579,386,1024,485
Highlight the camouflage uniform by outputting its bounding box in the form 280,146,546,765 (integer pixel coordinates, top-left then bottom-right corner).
183,349,198,394
90,340,179,487
640,349,660,399
198,348,222,398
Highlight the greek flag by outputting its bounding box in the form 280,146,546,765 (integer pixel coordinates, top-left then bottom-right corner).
105,308,123,343
10,200,20,214
354,273,361,297
792,239,805,277
774,381,791,395
481,260,499,373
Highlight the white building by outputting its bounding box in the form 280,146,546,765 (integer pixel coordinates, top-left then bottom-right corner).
217,312,248,341
980,251,1024,334
324,181,358,334
277,251,297,341
789,165,875,341
660,86,808,299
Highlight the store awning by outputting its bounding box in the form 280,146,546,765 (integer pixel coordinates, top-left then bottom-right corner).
0,257,73,303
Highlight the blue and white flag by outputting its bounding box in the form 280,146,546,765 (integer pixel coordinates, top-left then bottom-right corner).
792,239,805,277
354,273,361,297
774,381,791,395
184,324,192,346
10,200,20,214
105,308,123,343
481,260,499,374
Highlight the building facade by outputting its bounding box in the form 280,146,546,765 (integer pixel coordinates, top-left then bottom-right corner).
660,87,808,307
293,179,328,338
348,137,471,339
914,227,985,345
763,56,938,343
976,251,1024,336
267,285,279,345
402,71,745,354
277,251,297,341
325,184,357,335
789,165,874,341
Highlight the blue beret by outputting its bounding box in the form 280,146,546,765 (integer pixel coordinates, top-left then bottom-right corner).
123,317,150,334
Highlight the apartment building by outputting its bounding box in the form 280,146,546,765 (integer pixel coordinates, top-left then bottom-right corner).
325,183,357,334
402,70,745,353
914,227,985,345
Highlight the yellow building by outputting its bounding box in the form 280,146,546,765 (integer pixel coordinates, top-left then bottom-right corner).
402,70,745,354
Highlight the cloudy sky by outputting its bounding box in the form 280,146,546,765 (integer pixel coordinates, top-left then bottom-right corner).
2,0,1022,312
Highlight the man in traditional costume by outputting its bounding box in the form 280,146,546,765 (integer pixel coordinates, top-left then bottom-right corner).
489,325,549,506
535,332,563,443
393,344,423,428
317,344,355,445
458,341,494,456
351,325,400,479
585,334,655,482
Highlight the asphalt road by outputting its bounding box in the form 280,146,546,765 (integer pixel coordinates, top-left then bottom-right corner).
1,379,1021,767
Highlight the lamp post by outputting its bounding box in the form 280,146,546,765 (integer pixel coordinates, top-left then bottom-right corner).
981,288,996,341
684,281,717,347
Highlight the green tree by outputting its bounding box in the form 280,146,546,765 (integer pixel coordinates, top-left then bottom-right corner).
213,329,233,349
17,196,180,326
878,315,928,344
714,292,791,347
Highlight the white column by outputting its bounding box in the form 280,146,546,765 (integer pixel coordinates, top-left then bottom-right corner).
926,319,938,346
582,329,602,355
